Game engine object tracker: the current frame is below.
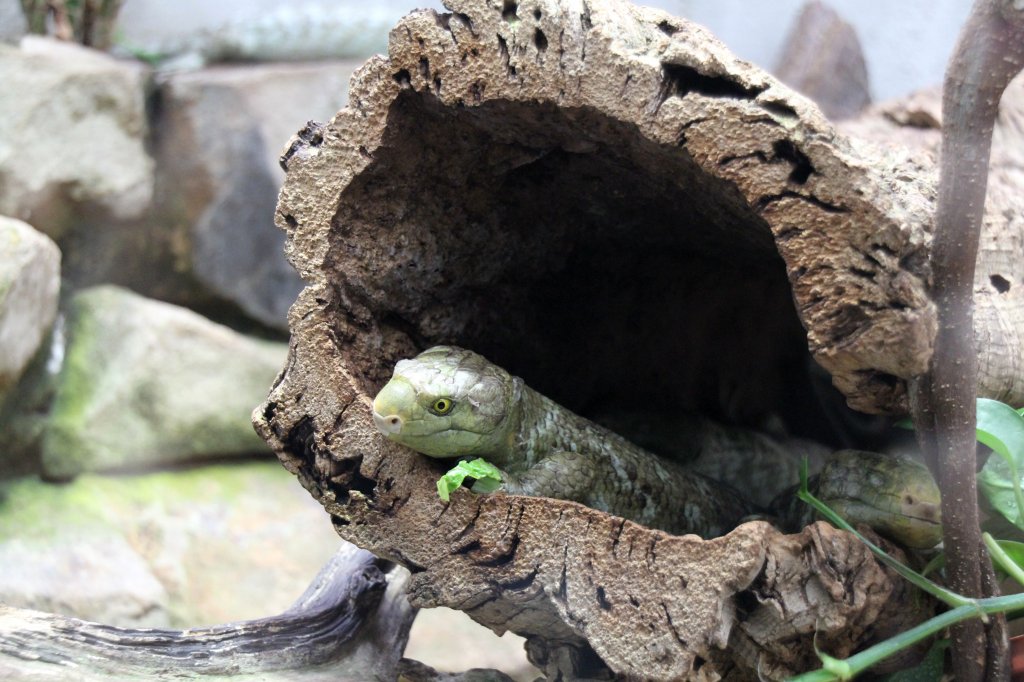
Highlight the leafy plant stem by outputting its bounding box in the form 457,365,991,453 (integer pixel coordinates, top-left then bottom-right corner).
789,592,1024,682
983,532,1024,586
797,462,972,609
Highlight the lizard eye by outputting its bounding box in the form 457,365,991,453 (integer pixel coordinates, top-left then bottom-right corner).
431,398,454,415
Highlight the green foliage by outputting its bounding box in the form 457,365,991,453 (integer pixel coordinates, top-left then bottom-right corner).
993,539,1024,577
790,398,1024,680
436,458,503,501
976,398,1024,528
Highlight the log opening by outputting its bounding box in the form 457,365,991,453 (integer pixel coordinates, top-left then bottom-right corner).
326,91,865,446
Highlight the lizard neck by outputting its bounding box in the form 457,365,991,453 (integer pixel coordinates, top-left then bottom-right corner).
503,383,612,471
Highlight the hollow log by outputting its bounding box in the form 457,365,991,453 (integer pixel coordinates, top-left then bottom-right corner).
0,543,415,680
254,0,1022,678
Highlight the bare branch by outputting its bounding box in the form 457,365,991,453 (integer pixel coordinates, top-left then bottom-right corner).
911,1,1024,679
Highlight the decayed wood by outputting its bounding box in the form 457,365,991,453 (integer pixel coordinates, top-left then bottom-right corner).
272,0,962,418
839,72,1024,415
251,0,1024,678
0,543,416,681
261,299,931,679
840,51,1024,682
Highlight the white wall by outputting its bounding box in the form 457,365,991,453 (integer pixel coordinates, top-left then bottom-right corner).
116,0,972,100
647,0,971,100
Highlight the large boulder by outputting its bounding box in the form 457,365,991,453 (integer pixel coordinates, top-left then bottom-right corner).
0,535,170,628
0,462,341,627
41,286,286,478
0,217,59,398
0,37,153,238
149,60,362,328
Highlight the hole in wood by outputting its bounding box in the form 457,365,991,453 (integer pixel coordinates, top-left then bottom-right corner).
502,0,518,22
326,91,877,450
991,273,1011,293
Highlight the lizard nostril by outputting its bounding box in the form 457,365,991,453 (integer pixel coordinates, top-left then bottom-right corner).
373,411,403,435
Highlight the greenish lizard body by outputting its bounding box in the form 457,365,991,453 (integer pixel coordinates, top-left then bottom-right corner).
372,346,941,545
372,346,753,537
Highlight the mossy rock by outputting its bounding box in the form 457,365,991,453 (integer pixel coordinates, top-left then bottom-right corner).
42,285,286,478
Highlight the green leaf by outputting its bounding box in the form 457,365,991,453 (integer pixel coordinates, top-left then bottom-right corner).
976,398,1024,460
977,398,1024,528
996,539,1024,571
879,639,948,682
985,534,1024,587
436,458,503,502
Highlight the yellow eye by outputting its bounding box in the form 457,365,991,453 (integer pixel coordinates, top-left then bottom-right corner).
431,398,454,415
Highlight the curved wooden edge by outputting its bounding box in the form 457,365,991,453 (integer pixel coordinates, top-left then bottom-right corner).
0,543,416,681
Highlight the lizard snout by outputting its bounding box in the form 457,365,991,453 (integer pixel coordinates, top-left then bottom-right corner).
372,376,416,436
373,410,404,435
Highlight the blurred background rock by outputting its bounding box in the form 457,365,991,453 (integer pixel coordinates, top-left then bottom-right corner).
0,0,973,679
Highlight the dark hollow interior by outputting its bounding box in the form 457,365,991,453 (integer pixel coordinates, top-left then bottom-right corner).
327,91,886,448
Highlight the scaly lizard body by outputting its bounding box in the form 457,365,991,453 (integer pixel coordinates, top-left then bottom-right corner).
372,346,941,545
372,346,755,537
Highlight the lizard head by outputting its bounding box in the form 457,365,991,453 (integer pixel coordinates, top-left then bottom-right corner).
372,346,520,459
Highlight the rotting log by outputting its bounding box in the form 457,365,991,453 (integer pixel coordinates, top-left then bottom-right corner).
0,543,416,681
247,0,1024,678
839,74,1024,415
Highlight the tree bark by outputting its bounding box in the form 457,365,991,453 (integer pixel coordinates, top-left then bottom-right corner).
0,543,416,681
910,2,1024,679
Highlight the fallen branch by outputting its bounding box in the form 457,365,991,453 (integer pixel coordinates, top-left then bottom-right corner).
0,543,415,680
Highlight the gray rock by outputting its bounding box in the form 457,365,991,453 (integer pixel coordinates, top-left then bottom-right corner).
0,0,26,44
774,1,871,121
152,60,361,328
0,37,153,237
0,535,171,627
0,217,60,398
0,462,341,627
406,608,538,682
41,285,286,478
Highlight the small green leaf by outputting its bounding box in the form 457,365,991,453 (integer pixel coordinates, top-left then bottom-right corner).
985,534,1024,587
436,458,503,501
879,639,948,682
977,399,1024,528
